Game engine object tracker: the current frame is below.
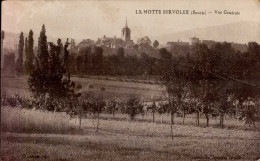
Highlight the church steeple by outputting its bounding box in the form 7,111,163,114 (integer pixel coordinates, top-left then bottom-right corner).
122,17,131,42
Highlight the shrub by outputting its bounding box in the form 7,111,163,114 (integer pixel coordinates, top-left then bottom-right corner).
1,94,26,108
121,97,144,120
76,83,82,89
89,84,94,89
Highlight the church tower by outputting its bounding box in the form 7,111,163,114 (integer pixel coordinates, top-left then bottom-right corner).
122,18,131,42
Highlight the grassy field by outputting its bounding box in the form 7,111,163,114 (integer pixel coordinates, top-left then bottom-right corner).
2,74,258,129
1,106,79,134
1,74,260,160
97,112,260,130
1,106,260,161
1,74,165,100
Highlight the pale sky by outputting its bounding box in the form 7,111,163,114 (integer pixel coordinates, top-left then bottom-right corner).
2,0,260,43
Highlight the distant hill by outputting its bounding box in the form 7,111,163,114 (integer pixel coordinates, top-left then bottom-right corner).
154,21,260,45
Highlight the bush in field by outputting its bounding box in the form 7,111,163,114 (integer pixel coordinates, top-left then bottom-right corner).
1,93,32,109
79,89,106,131
236,98,259,127
31,94,76,112
147,102,158,122
1,94,21,107
121,97,144,120
89,84,94,89
76,83,82,89
105,99,118,118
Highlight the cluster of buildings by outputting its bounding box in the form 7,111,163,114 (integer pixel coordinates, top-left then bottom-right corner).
70,18,134,52
167,37,247,52
71,18,248,54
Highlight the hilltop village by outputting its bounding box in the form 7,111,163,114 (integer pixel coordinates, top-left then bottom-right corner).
1,18,248,67
0,18,250,75
68,19,247,57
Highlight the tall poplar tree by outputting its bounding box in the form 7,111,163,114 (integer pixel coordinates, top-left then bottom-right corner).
64,38,70,72
24,30,34,74
37,24,49,72
16,32,24,73
24,37,28,67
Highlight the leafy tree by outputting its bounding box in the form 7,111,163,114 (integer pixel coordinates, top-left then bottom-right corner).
245,42,260,79
181,101,194,125
121,97,144,120
133,44,139,50
217,84,231,128
157,102,169,123
68,52,76,74
169,44,190,57
231,81,260,127
207,42,253,127
76,55,84,75
137,36,152,48
147,102,157,123
139,53,157,75
63,39,70,71
159,48,185,137
156,48,172,74
78,46,91,73
162,56,190,139
92,47,104,75
124,55,140,75
117,47,125,58
96,87,106,132
81,88,106,132
153,40,159,48
228,42,260,127
105,99,118,118
189,43,211,126
241,98,258,127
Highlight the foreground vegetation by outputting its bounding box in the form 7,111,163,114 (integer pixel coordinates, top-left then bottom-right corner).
1,106,260,161
1,106,79,134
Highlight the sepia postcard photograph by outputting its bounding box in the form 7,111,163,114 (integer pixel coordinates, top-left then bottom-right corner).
1,0,260,160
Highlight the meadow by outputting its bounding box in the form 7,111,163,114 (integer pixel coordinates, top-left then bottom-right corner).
1,74,260,160
1,106,260,161
1,106,79,134
2,74,259,129
1,74,165,100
